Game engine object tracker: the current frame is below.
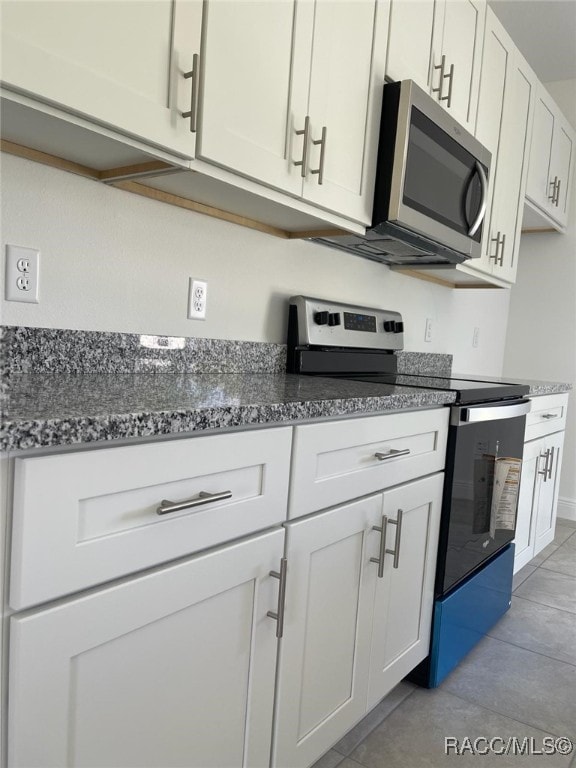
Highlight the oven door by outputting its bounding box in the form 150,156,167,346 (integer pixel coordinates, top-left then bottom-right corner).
436,399,531,596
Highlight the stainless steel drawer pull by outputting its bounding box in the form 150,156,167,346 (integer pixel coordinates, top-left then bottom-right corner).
386,510,403,569
182,53,199,132
498,233,506,267
541,413,557,419
374,448,411,461
267,558,288,638
489,231,501,263
310,126,327,185
156,490,232,515
293,116,310,177
370,515,388,578
443,62,454,108
548,176,559,202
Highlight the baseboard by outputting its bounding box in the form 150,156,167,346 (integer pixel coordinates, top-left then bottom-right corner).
557,496,576,522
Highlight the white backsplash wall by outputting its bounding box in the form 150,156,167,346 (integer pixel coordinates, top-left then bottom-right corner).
1,153,509,373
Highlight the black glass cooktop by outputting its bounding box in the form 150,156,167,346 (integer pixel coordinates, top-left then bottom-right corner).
345,373,530,405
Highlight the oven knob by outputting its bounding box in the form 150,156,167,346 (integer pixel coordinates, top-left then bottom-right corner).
328,312,341,326
383,320,395,332
394,321,404,333
314,311,329,325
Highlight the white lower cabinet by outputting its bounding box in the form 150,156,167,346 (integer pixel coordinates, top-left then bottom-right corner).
514,393,569,573
272,473,443,768
9,527,285,768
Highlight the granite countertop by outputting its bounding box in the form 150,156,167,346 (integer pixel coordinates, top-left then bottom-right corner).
0,373,457,452
1,326,570,453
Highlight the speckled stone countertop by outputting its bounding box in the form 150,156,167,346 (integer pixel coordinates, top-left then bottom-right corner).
1,326,570,452
0,373,457,452
451,373,572,396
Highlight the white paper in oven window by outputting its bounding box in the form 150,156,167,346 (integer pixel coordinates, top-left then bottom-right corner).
490,457,522,536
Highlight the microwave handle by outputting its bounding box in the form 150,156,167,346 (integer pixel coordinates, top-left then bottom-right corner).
467,161,488,237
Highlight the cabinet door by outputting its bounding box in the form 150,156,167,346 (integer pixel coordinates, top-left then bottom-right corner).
513,439,541,573
367,473,443,709
533,431,565,553
9,529,284,768
197,0,306,196
437,0,485,131
0,0,201,160
473,7,511,277
303,0,378,223
386,0,435,90
548,119,574,227
273,495,382,768
525,88,555,210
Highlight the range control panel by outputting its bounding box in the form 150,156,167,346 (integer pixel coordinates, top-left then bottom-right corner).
289,296,404,351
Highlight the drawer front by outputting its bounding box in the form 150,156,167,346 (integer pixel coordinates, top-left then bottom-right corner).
524,393,569,442
11,427,292,609
289,409,449,518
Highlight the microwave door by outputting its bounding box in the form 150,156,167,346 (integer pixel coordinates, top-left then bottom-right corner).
392,106,488,257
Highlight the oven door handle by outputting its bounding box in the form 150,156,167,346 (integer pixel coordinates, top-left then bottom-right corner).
467,161,488,237
458,399,531,425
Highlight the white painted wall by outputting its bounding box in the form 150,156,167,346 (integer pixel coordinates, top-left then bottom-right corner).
0,153,510,374
503,79,576,517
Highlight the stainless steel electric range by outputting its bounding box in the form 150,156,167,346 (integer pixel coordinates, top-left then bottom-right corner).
287,296,531,686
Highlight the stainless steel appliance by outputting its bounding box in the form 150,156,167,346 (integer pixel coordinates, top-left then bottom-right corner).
288,296,530,685
312,80,491,266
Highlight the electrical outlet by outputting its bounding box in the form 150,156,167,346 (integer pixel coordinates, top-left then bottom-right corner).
5,245,40,303
472,327,480,348
424,317,433,343
188,279,207,320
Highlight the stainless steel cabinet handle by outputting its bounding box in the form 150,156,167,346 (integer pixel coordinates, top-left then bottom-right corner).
548,176,558,202
432,54,446,101
310,126,327,185
386,510,403,569
489,231,501,263
538,449,550,481
182,53,199,132
267,558,288,638
555,179,561,207
541,413,557,419
374,448,411,461
156,489,232,515
443,62,455,108
547,446,555,480
498,233,506,267
293,116,310,177
467,161,488,237
370,515,388,578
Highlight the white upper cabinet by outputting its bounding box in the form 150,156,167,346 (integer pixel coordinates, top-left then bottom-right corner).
471,9,535,285
386,0,485,133
0,0,202,162
198,0,383,225
525,83,574,229
198,0,304,196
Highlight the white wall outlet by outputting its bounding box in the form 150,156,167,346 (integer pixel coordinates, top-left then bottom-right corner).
5,244,40,303
424,317,433,343
472,327,480,348
188,278,207,320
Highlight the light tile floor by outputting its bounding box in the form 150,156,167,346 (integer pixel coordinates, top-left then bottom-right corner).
312,518,576,768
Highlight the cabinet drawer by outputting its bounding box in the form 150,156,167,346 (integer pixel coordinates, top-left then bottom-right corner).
289,409,449,518
11,427,292,609
524,393,569,442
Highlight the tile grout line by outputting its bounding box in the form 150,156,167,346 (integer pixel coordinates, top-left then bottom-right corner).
443,686,576,742
509,591,576,618
484,629,576,668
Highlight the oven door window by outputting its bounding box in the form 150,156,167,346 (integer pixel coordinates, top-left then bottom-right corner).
439,412,526,595
403,107,485,243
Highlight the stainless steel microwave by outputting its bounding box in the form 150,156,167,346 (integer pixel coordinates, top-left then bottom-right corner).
313,80,492,267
